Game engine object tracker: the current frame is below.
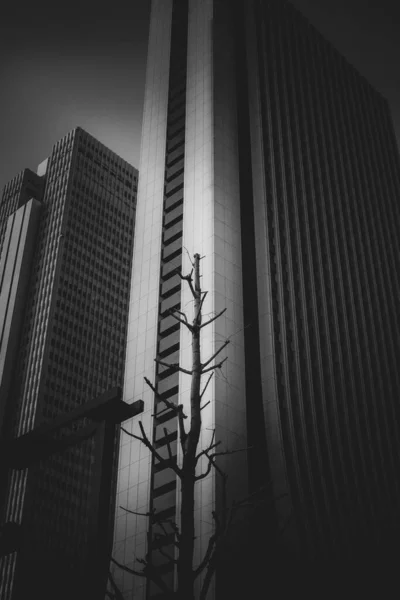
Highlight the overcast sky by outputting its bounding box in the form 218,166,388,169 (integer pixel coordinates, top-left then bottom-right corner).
1,0,400,190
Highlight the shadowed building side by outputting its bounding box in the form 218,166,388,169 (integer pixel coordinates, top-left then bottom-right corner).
0,198,42,433
244,0,400,590
0,128,138,600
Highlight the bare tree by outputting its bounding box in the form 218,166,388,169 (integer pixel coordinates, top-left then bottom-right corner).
109,253,252,599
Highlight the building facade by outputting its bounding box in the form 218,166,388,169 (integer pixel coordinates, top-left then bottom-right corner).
246,0,400,592
0,128,138,599
110,0,400,598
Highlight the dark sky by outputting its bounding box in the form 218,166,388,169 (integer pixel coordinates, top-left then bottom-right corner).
1,0,400,190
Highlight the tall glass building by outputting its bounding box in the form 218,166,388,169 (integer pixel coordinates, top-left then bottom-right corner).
0,128,138,599
110,0,400,598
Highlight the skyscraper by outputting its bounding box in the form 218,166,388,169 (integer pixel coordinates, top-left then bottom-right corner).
110,0,400,598
0,128,138,599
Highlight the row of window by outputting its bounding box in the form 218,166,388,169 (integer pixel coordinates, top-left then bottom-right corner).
71,182,135,229
258,0,400,554
146,0,189,577
77,149,136,186
77,136,137,180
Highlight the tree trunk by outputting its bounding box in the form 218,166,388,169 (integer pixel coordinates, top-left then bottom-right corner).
114,252,233,600
177,254,202,600
177,465,196,599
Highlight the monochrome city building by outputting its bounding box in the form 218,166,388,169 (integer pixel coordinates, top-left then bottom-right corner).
0,1,399,599
0,128,138,599
109,0,400,598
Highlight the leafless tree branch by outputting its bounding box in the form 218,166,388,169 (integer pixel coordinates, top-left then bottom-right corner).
210,429,216,447
114,555,173,595
107,570,124,600
156,545,179,565
201,341,230,371
194,290,208,326
199,548,218,600
183,245,195,268
196,440,234,481
154,520,179,549
198,471,247,600
144,376,188,420
211,446,252,460
200,372,214,400
110,557,146,579
201,356,228,374
194,525,218,578
168,307,194,332
195,445,250,481
197,290,208,320
177,269,196,299
196,441,222,464
153,515,181,542
195,457,213,482
178,405,187,451
121,423,181,477
119,506,154,518
200,308,226,329
171,307,189,323
154,357,193,376
113,252,250,599
151,405,170,418
163,427,175,463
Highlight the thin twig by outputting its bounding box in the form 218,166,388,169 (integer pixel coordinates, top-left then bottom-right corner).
177,405,187,451
199,290,208,313
200,372,214,400
110,557,146,579
153,515,181,541
169,307,194,331
121,423,181,477
194,527,218,577
170,308,189,323
196,441,222,464
200,308,227,329
195,290,208,325
183,245,195,268
108,570,124,600
195,455,214,481
200,400,211,411
155,357,193,376
201,340,230,370
111,556,172,595
119,506,154,518
163,427,174,462
144,376,187,419
153,521,180,548
178,270,196,299
156,545,179,565
211,446,252,459
201,356,228,374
